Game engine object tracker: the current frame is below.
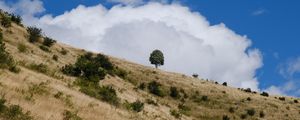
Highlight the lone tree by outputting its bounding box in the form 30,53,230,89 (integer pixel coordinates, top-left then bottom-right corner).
149,49,164,68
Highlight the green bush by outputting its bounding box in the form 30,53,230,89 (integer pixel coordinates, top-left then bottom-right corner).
260,92,269,97
52,55,58,61
170,86,180,99
54,91,63,99
98,86,119,106
61,64,81,76
63,110,82,120
130,100,144,112
10,14,22,25
39,45,50,52
1,14,11,28
148,81,165,97
27,26,42,43
60,48,68,55
246,109,255,116
43,37,56,47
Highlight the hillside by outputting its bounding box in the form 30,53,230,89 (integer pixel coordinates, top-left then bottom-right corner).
0,11,300,120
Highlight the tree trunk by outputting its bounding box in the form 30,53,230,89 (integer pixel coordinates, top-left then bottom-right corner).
155,64,158,69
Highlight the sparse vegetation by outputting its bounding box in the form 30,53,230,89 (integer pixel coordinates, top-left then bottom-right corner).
0,32,19,72
149,49,164,68
138,82,146,90
0,98,33,120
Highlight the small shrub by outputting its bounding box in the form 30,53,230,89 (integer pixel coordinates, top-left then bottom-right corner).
246,97,251,101
43,37,56,47
222,82,227,86
294,99,299,103
279,97,285,101
63,110,82,120
17,43,27,53
52,55,58,61
27,26,42,43
170,86,180,99
259,111,265,118
9,65,20,73
10,14,22,25
54,91,63,99
246,109,255,116
60,48,68,55
39,45,50,52
178,104,191,115
146,98,158,106
138,82,146,90
0,32,16,70
98,86,119,106
170,109,181,118
29,63,48,74
229,107,235,113
223,115,230,120
192,73,198,78
130,100,144,112
0,98,6,112
260,92,269,97
244,88,251,93
240,114,247,119
148,81,165,97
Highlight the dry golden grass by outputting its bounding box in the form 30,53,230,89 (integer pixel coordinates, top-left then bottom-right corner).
0,19,300,120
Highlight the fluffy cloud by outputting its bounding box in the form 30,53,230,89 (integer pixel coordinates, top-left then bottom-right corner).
265,57,300,96
107,0,144,5
0,1,263,90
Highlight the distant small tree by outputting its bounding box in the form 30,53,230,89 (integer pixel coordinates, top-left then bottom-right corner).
149,49,164,68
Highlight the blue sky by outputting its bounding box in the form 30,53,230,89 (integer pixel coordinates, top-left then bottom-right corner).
1,0,300,96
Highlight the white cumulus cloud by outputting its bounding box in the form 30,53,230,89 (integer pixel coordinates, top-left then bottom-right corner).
0,1,263,90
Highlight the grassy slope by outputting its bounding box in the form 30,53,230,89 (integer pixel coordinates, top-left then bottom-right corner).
0,19,300,120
